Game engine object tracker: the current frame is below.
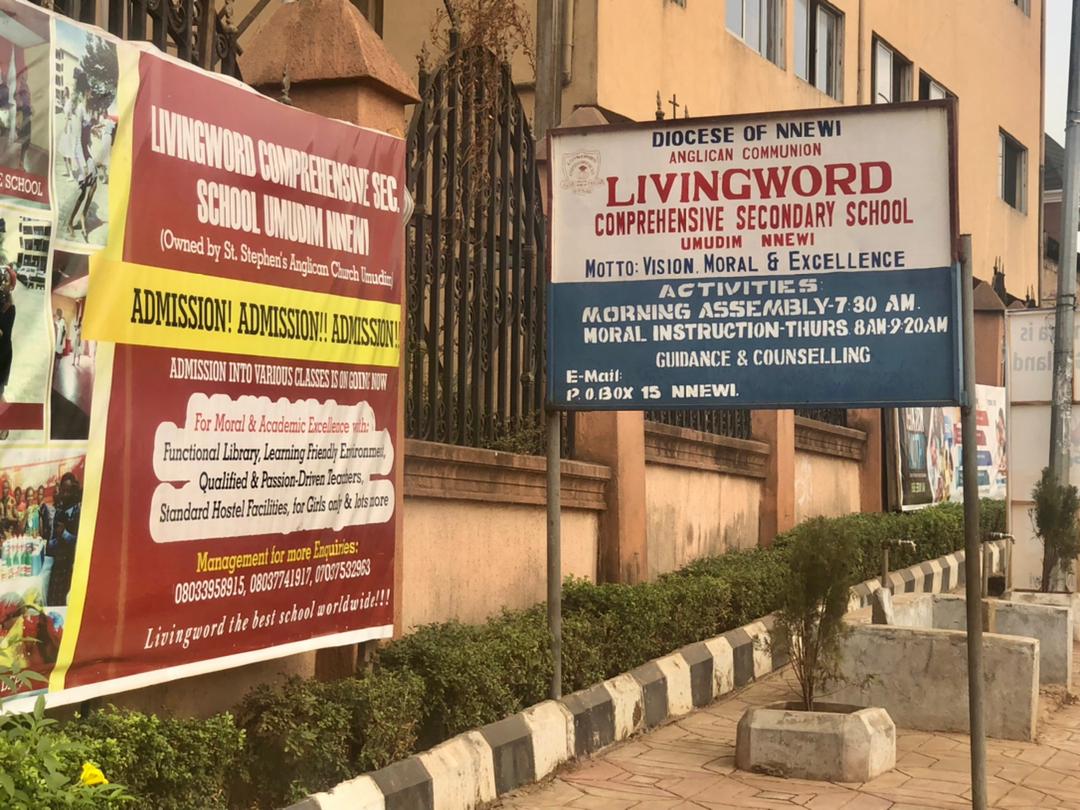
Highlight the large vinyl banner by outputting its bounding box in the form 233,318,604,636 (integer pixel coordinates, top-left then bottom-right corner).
547,103,959,410
0,1,403,707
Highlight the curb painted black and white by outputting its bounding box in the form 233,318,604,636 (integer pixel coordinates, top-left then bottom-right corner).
288,543,1003,810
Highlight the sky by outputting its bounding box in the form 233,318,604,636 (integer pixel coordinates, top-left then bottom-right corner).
1046,0,1072,146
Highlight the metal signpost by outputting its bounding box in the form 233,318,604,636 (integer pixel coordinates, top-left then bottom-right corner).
544,102,986,803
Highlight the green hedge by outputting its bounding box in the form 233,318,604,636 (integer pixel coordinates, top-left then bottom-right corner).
58,500,1004,809
65,709,244,810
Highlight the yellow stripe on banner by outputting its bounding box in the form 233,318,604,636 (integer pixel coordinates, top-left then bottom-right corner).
101,44,138,263
48,43,140,693
83,260,401,367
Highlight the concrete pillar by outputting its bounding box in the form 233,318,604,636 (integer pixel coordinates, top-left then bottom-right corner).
241,0,419,677
849,408,884,514
752,410,795,546
574,412,648,584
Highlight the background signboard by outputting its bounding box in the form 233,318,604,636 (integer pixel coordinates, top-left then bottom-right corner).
896,385,1007,510
1006,309,1080,591
0,1,403,709
547,103,959,410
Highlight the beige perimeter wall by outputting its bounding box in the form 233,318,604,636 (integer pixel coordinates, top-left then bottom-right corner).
794,451,861,524
401,498,598,630
645,463,761,578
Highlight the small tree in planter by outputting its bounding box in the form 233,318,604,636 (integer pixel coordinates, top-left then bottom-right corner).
1032,466,1080,594
737,520,895,783
773,516,862,710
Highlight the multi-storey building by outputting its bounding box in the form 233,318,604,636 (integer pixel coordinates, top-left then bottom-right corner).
238,0,1044,306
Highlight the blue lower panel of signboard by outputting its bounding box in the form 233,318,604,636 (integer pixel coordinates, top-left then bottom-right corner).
547,266,961,410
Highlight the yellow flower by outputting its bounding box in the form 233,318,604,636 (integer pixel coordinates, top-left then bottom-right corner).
79,762,108,786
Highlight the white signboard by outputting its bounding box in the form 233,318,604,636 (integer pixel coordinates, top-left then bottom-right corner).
551,105,953,281
547,102,959,411
1006,309,1080,590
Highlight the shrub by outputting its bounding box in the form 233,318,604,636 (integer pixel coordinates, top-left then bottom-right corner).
776,499,1005,585
772,517,862,710
235,677,351,807
66,707,243,810
331,668,426,773
1032,467,1080,592
676,547,791,626
0,714,129,809
375,620,524,747
0,651,129,809
234,668,423,808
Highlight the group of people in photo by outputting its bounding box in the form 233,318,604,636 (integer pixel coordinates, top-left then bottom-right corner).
0,469,82,606
53,306,87,367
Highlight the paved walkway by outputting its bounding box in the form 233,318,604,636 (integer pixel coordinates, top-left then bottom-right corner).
498,645,1080,809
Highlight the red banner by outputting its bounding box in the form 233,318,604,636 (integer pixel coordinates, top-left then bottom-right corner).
0,4,404,707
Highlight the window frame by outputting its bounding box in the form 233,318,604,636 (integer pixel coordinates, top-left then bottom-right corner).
795,0,844,101
999,128,1028,213
726,0,786,68
352,0,384,36
871,35,912,104
918,70,954,101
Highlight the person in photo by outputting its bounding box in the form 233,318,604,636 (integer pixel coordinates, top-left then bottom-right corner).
67,83,98,240
57,87,74,177
15,75,29,169
46,471,81,606
70,314,80,367
53,307,66,360
0,71,9,142
0,286,15,401
96,116,114,185
24,487,38,537
36,483,50,541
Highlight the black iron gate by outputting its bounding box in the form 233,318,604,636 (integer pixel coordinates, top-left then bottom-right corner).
405,37,548,452
31,0,241,77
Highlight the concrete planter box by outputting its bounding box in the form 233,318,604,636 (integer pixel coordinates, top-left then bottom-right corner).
736,703,896,783
1006,590,1080,642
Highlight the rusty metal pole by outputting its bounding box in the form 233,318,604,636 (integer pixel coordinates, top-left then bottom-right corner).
1050,0,1080,486
960,234,987,810
536,0,563,701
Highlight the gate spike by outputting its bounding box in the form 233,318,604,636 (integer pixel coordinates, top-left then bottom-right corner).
280,64,293,106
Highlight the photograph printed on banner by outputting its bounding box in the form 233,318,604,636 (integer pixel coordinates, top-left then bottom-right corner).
50,251,92,440
52,17,117,250
0,0,50,208
0,448,85,693
0,207,52,438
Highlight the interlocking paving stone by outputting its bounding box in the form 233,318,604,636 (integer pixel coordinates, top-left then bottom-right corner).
497,644,1080,809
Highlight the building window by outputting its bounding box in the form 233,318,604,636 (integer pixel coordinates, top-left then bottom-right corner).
726,0,785,67
795,0,843,100
352,0,384,36
999,129,1028,212
918,71,953,101
872,36,912,103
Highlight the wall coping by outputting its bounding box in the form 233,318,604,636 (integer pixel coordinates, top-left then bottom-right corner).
404,439,610,511
794,416,867,461
643,422,770,479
